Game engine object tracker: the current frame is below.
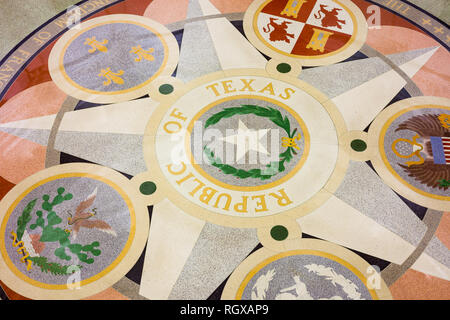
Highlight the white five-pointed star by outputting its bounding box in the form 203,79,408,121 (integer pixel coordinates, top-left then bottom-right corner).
219,119,270,162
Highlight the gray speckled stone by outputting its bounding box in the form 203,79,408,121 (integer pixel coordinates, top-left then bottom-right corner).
299,47,438,99
387,46,440,67
335,161,426,246
424,236,450,268
168,223,258,300
175,0,222,82
0,127,51,146
54,131,146,175
299,56,390,98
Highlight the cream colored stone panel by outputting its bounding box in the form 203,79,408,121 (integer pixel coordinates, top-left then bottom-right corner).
139,198,205,299
59,99,158,135
297,195,415,265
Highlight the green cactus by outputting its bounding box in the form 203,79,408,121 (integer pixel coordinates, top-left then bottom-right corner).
28,187,101,264
16,199,37,241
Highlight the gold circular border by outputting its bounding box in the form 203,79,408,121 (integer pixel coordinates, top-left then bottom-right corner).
252,0,357,60
243,0,368,66
368,96,450,211
221,238,392,300
143,68,349,228
0,163,149,300
1,172,135,290
48,14,179,104
185,94,311,192
59,20,169,95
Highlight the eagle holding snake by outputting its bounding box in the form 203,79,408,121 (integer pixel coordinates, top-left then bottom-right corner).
392,113,450,190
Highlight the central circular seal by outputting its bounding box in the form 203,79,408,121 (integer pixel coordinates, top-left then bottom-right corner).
187,95,310,190
144,70,347,227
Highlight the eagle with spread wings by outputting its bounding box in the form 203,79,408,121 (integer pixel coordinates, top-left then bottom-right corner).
394,113,450,190
67,188,117,239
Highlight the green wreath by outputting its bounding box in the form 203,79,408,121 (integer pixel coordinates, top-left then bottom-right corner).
203,104,300,181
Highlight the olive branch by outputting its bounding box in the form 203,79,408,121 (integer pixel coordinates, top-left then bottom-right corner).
27,256,82,276
203,105,299,181
438,179,450,188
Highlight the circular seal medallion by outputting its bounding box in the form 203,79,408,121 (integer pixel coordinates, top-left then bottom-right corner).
0,164,149,299
143,69,348,228
368,96,450,211
49,14,179,103
221,239,392,300
243,0,367,66
188,95,311,190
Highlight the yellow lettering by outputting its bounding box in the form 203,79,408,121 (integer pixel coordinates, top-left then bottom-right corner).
269,189,292,207
251,195,268,213
163,121,182,134
0,72,10,80
0,65,14,72
213,193,232,211
239,78,255,92
0,72,11,86
54,17,70,28
37,31,51,40
82,3,96,11
189,178,206,196
234,196,249,213
8,56,25,65
206,83,220,96
176,172,194,185
279,87,295,100
92,0,107,7
18,49,31,59
167,162,186,175
258,82,275,95
199,187,218,205
77,6,87,15
392,2,403,10
169,108,187,121
221,80,236,94
32,37,45,45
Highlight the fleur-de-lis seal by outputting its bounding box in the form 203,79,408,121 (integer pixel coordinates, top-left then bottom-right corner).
130,45,155,62
98,68,125,86
84,36,109,53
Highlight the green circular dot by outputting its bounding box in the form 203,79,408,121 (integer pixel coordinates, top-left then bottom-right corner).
270,225,289,241
140,181,157,195
159,84,174,95
351,139,367,152
276,63,291,73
